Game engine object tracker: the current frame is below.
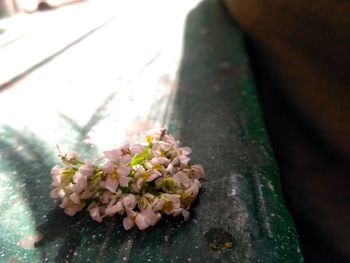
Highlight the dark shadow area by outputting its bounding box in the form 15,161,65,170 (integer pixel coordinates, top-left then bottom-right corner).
34,206,192,262
243,35,350,263
234,3,350,263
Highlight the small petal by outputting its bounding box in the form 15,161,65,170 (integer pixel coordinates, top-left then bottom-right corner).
81,189,93,199
152,198,165,211
185,179,200,198
146,171,162,182
122,194,137,210
105,176,119,192
119,175,130,187
135,213,149,230
89,207,103,222
103,149,122,163
73,172,87,189
131,144,144,155
50,188,59,198
51,165,61,176
191,164,205,179
181,209,190,221
178,155,190,166
166,163,174,174
117,165,131,177
101,161,114,174
157,157,170,165
120,154,132,164
105,201,123,216
123,216,135,230
70,183,82,193
79,161,95,176
65,205,81,216
52,175,61,186
141,207,161,226
59,197,68,208
181,147,192,155
58,189,66,199
173,172,190,187
69,193,81,204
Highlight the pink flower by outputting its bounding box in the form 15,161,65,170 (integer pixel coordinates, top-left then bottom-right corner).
103,144,132,165
135,207,161,230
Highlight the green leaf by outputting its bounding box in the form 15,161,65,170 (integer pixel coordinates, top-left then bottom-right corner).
91,170,103,186
130,146,150,166
120,186,131,194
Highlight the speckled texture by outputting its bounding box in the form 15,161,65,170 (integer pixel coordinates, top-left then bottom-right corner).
0,0,303,262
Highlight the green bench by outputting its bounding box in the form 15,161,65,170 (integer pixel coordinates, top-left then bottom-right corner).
0,0,303,262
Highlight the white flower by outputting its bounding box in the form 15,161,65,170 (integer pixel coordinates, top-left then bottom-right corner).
101,146,132,192
101,165,131,192
103,144,132,165
51,129,204,230
160,194,182,215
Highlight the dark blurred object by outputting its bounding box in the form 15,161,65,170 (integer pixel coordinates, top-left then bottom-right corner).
224,0,350,262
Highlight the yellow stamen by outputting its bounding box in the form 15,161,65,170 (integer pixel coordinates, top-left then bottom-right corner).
153,163,161,171
111,171,120,180
141,171,150,180
163,200,173,213
146,135,153,143
224,242,233,249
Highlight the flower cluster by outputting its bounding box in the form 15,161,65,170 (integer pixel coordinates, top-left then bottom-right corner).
50,129,204,230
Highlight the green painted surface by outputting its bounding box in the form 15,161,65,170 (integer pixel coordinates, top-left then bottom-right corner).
0,0,303,262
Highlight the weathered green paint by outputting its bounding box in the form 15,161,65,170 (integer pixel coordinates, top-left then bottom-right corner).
0,0,303,262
